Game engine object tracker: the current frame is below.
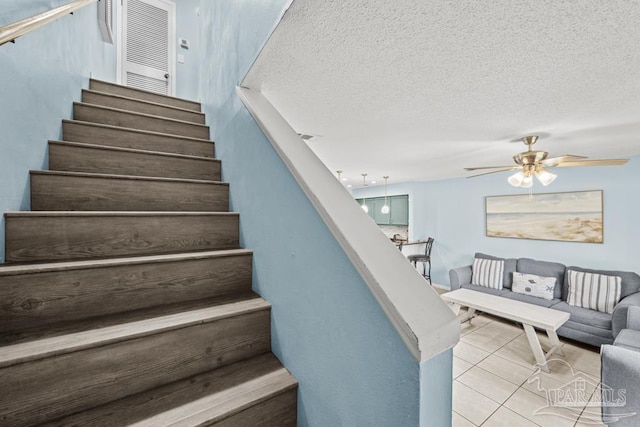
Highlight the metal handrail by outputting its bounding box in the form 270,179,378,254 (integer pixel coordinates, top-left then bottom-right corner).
0,0,96,46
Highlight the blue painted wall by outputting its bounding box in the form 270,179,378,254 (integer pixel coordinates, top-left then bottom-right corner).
354,157,640,287
0,0,117,262
193,1,454,425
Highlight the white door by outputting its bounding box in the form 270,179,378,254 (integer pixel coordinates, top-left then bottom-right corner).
118,0,176,95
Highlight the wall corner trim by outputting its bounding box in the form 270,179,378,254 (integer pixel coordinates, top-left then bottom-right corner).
236,86,460,362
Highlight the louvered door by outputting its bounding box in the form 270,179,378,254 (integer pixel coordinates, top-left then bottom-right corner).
120,0,175,95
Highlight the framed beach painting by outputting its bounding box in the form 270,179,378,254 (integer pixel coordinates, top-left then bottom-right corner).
485,190,603,243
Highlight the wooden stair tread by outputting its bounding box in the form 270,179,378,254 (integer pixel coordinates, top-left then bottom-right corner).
49,140,220,162
0,248,251,276
46,353,296,426
83,89,206,117
4,211,238,219
89,79,201,111
0,297,269,369
30,169,226,185
75,102,209,129
62,120,213,144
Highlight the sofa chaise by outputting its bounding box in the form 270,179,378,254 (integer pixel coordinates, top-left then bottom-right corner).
449,253,640,347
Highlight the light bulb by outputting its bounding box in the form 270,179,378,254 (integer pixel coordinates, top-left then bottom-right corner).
521,174,533,188
381,204,390,214
535,168,557,186
362,204,369,213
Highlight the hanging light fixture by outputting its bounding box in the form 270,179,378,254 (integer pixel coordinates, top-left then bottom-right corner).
508,164,557,188
361,173,369,213
336,170,343,182
381,176,390,214
534,166,557,186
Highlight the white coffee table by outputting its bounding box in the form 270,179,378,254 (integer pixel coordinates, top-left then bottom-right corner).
441,288,570,372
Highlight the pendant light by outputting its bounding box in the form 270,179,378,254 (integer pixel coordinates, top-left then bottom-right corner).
381,176,390,214
336,170,343,182
361,173,369,213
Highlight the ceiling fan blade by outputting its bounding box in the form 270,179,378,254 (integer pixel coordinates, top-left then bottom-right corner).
464,165,518,171
541,154,588,166
467,167,520,178
554,159,629,167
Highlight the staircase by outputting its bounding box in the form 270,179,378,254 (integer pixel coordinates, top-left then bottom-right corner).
0,80,297,426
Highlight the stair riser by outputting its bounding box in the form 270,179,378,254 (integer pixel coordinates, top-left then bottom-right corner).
0,254,252,338
215,389,297,427
5,214,239,263
82,90,205,124
49,142,221,181
30,173,229,212
62,121,214,158
90,80,201,112
74,103,209,139
0,310,270,427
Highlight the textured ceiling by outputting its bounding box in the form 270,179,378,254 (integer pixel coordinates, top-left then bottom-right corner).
243,0,640,187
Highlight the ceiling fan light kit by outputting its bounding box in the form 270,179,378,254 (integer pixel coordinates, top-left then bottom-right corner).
466,135,628,188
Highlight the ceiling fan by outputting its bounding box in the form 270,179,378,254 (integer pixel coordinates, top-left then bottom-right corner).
465,135,629,188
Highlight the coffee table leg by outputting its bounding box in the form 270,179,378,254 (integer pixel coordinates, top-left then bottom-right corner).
546,328,565,356
523,324,549,373
449,303,461,315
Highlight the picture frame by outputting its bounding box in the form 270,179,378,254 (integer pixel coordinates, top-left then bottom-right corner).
485,190,603,243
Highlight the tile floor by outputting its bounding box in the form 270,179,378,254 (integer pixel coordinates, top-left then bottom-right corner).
451,309,605,427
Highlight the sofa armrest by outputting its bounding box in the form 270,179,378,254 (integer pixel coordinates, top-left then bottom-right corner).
627,306,640,331
612,293,640,337
449,265,472,290
600,344,640,426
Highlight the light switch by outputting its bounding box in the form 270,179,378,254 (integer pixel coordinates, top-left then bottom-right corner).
179,38,190,49
177,54,185,64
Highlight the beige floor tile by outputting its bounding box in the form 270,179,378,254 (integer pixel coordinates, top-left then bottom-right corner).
561,342,601,378
452,410,477,427
578,385,604,426
453,356,474,379
457,366,519,404
453,341,491,365
459,313,494,337
522,369,572,399
477,354,535,386
494,334,541,369
503,387,581,427
482,405,538,427
461,321,522,353
452,381,500,426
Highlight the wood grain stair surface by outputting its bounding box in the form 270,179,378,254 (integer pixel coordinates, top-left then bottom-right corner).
48,140,221,181
62,120,215,158
30,170,229,212
0,249,253,341
82,89,206,124
0,299,271,426
90,79,201,112
5,211,238,262
74,102,210,139
45,353,297,427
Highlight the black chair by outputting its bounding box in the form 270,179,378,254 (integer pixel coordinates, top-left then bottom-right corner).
407,237,434,284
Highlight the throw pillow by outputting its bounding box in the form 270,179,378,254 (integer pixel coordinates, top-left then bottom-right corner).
567,269,622,314
472,258,504,290
512,272,556,300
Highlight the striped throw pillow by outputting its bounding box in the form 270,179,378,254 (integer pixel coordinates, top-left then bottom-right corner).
567,270,622,314
471,258,504,289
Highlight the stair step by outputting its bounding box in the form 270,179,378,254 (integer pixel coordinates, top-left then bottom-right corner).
47,354,297,426
62,120,214,158
49,140,221,181
90,79,201,112
0,298,271,426
74,102,210,139
5,211,239,262
30,171,229,212
82,89,206,124
0,249,252,343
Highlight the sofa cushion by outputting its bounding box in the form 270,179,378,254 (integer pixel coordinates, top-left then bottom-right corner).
613,329,640,352
565,266,640,300
551,301,612,331
517,258,565,299
566,269,621,314
475,253,517,289
512,272,556,300
461,284,510,297
472,257,504,289
502,291,561,308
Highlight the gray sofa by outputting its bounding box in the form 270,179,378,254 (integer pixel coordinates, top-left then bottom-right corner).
601,306,640,426
449,253,640,347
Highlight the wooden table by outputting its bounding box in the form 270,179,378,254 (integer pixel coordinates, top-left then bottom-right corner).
441,288,570,372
